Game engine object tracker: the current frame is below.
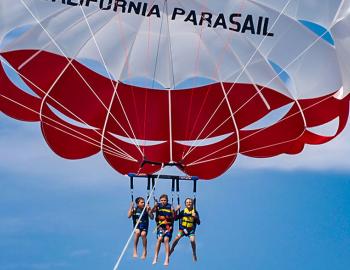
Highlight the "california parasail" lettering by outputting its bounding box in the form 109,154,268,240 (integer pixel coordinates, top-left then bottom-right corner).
47,0,275,37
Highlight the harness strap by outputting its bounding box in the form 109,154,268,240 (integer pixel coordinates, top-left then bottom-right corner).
129,176,134,202
151,176,157,203
147,176,151,201
193,179,197,210
171,178,175,206
176,177,180,205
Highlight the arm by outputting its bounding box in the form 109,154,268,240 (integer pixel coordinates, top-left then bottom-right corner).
127,202,134,218
151,202,158,213
146,205,154,220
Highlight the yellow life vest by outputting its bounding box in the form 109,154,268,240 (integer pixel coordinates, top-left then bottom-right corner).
180,208,195,229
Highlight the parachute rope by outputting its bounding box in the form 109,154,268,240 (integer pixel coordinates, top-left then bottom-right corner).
186,93,337,166
0,57,137,161
165,0,176,162
0,92,137,161
17,6,106,71
184,22,332,161
113,164,165,270
232,32,332,115
148,0,176,162
181,0,293,160
178,0,250,159
181,0,341,161
39,59,74,122
219,81,241,156
19,0,145,158
78,5,145,156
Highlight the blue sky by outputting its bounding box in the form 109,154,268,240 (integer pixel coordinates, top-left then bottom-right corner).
1,111,350,270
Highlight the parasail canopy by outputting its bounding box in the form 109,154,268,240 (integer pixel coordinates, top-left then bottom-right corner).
1,0,350,179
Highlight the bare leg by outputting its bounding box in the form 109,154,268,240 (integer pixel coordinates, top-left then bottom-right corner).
164,237,170,266
133,230,141,258
152,237,162,265
140,231,147,259
170,235,182,256
190,235,197,262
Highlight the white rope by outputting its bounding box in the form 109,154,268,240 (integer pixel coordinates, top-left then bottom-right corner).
183,14,331,161
164,0,176,162
0,57,137,161
18,6,105,71
78,6,144,156
19,0,143,157
186,93,337,167
39,59,73,122
0,93,136,161
113,164,165,270
181,0,293,159
218,81,241,154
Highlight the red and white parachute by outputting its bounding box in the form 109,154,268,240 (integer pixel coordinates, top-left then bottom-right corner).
1,0,350,179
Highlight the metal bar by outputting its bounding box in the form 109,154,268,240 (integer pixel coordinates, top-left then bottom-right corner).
128,173,199,181
140,160,184,170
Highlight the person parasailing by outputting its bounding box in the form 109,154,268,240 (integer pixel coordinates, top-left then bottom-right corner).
127,196,154,259
151,194,175,266
170,197,200,261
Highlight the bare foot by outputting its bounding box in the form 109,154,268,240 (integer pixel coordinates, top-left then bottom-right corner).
141,252,147,260
152,257,157,265
133,253,138,258
164,258,169,266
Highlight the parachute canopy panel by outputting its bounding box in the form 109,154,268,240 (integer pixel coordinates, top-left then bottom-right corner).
1,0,350,179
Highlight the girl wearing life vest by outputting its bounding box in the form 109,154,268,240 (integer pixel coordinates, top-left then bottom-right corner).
151,194,175,266
127,197,154,259
170,198,200,262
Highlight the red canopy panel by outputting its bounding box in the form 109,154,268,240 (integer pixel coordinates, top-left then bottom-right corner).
1,50,349,179
0,63,41,121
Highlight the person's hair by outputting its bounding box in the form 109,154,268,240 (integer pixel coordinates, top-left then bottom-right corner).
159,194,168,201
135,197,145,204
184,198,193,204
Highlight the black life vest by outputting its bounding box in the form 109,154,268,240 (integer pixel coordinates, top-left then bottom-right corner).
132,207,149,227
